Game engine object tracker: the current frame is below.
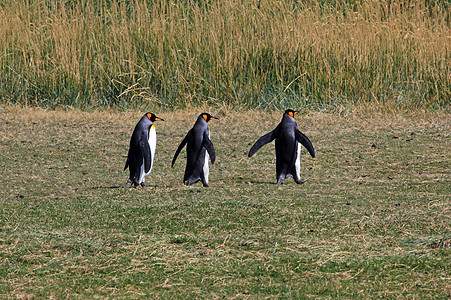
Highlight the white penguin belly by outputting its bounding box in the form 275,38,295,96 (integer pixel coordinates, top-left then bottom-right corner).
203,151,210,184
147,125,157,174
139,125,156,183
295,142,301,179
202,132,210,184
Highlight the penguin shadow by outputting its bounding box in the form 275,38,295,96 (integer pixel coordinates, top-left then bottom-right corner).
245,178,309,185
129,184,174,188
88,183,173,190
88,185,124,190
246,180,278,185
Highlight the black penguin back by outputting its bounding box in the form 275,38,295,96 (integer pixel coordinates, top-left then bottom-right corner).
184,115,209,184
274,114,299,180
172,113,217,187
124,113,154,185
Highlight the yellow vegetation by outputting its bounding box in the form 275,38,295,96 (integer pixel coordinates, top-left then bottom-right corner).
0,0,449,111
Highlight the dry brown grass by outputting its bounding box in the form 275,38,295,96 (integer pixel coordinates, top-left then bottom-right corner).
0,0,449,110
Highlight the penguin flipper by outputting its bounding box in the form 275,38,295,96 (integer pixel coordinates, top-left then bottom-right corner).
172,130,191,167
203,133,216,164
296,130,315,158
248,130,276,157
139,135,152,173
124,156,129,170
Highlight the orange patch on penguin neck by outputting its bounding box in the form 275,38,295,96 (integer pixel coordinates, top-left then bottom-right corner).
287,111,298,118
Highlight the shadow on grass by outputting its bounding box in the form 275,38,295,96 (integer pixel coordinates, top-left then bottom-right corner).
247,181,277,185
89,185,124,190
91,184,177,189
246,179,309,185
87,180,307,189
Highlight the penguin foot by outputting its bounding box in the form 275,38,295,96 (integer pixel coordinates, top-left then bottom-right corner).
295,178,309,184
125,180,140,188
140,182,147,187
202,182,209,188
125,180,132,188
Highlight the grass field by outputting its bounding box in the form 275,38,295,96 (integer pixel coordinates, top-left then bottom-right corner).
0,106,449,298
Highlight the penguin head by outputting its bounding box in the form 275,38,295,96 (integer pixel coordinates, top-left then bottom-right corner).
145,112,164,122
201,113,219,122
284,109,299,118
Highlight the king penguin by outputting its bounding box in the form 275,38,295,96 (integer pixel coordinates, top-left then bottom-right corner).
171,113,218,187
248,109,315,184
124,112,164,188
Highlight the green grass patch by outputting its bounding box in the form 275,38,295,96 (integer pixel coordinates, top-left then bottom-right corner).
0,107,449,298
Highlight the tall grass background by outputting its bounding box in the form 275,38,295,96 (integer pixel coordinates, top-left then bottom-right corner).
0,0,449,111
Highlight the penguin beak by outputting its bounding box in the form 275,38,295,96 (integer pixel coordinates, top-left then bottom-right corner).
155,116,164,121
211,116,219,120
